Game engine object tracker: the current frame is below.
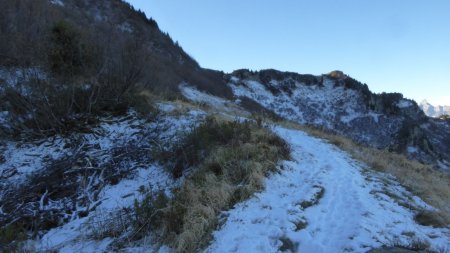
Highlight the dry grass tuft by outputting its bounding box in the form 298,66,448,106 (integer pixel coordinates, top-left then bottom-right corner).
278,235,299,253
414,210,448,228
135,117,290,252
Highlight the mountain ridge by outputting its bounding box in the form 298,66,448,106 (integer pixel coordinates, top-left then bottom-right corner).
419,99,450,118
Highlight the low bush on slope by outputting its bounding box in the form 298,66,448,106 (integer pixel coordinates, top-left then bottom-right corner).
134,117,290,252
0,19,156,138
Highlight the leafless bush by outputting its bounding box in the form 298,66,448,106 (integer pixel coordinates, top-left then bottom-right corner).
88,209,133,241
0,136,156,249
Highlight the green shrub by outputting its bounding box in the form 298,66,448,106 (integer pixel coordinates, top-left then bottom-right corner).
48,21,85,77
278,236,299,253
132,191,171,237
0,224,28,252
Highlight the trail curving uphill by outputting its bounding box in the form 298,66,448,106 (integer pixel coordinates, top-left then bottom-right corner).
205,127,449,253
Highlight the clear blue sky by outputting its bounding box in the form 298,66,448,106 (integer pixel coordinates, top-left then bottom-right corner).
127,1,450,106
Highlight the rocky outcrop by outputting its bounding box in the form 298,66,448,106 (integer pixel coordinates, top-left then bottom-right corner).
227,69,450,168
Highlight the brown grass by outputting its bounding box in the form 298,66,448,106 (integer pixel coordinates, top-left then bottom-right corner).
134,117,290,252
166,126,289,252
278,120,450,226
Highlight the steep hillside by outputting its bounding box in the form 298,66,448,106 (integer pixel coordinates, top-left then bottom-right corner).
0,0,230,105
1,0,448,167
226,69,450,168
1,95,448,252
0,0,232,140
206,126,449,253
0,1,449,252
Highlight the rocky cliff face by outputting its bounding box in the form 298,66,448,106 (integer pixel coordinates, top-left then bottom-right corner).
226,69,450,168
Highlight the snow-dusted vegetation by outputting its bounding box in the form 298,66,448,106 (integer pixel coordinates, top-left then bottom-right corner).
3,86,448,252
0,105,207,252
206,126,448,253
0,0,449,252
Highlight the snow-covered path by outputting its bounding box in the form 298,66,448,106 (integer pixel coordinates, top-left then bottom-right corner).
206,127,449,253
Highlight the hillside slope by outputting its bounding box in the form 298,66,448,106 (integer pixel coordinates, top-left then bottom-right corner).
206,126,449,253
1,0,448,168
0,0,231,97
226,69,450,168
1,96,448,252
0,1,449,252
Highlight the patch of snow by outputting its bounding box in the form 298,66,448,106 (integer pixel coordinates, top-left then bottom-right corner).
81,83,92,91
50,0,64,6
340,108,361,124
83,113,145,151
93,8,107,22
152,109,206,146
118,22,133,33
0,138,69,182
98,165,174,210
28,110,205,251
437,160,450,172
2,109,207,252
397,99,413,109
230,76,239,83
206,127,449,253
179,83,244,114
37,165,175,252
407,146,418,154
0,111,9,127
0,68,46,96
180,83,226,105
178,54,185,65
368,112,381,123
157,102,177,113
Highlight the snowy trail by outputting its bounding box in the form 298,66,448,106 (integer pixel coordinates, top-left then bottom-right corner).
206,127,449,253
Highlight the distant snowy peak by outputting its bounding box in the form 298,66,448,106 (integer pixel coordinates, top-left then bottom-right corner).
419,99,450,117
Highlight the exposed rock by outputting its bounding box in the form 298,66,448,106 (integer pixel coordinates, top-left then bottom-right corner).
366,247,426,253
328,70,346,79
228,70,450,167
